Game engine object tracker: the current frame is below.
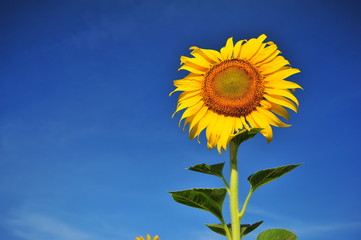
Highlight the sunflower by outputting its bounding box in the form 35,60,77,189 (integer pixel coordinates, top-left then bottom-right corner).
135,234,159,240
170,34,301,153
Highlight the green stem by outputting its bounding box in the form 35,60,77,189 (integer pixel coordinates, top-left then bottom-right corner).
239,189,253,221
229,140,240,240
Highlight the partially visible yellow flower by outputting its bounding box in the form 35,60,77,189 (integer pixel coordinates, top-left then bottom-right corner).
135,234,159,240
171,34,301,153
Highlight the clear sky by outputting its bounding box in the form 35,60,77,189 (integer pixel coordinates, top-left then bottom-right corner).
1,0,361,240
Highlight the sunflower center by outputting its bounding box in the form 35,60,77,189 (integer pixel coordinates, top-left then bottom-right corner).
203,59,264,117
213,66,251,100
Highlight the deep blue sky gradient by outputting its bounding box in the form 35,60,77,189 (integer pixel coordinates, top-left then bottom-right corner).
1,1,361,240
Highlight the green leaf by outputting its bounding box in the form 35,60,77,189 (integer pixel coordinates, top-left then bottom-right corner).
241,221,264,237
169,188,227,220
206,221,263,237
187,163,225,178
206,224,227,236
231,128,263,146
248,164,302,192
257,229,297,240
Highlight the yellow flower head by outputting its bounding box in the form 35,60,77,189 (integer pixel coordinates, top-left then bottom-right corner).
171,34,301,153
135,234,159,240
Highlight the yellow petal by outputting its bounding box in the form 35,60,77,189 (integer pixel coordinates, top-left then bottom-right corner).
180,55,212,69
172,80,202,93
183,111,195,130
146,234,151,240
218,117,234,152
190,50,215,64
206,112,220,145
269,102,290,120
265,79,302,90
180,101,204,122
189,110,213,139
173,79,202,87
190,47,223,63
189,106,208,131
241,116,250,130
239,34,267,60
154,236,160,240
178,64,206,74
174,95,203,114
183,73,204,80
264,67,300,81
260,100,272,109
176,90,201,102
257,107,291,127
264,94,298,112
233,40,245,58
259,56,290,75
212,114,227,153
183,110,198,132
234,117,244,132
246,113,257,128
229,117,238,135
170,86,196,96
209,114,224,144
220,37,234,59
250,111,273,142
180,60,208,72
265,88,299,106
251,42,279,64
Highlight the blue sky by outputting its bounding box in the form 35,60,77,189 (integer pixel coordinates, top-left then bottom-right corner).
1,0,361,240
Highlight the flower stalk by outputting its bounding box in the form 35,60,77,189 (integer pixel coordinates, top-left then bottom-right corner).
229,140,240,240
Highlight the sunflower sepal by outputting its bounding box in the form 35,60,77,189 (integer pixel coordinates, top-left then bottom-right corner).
248,163,303,192
257,228,297,240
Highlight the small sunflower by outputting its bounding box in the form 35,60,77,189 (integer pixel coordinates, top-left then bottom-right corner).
135,234,159,240
171,34,301,153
